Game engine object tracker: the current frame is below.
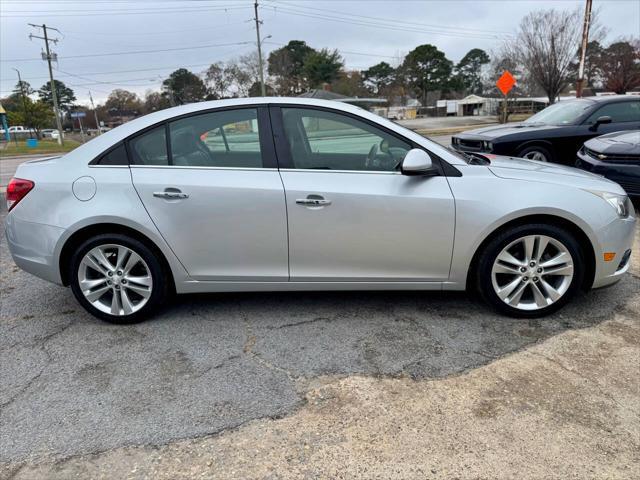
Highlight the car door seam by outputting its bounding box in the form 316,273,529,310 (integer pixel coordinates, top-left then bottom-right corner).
127,166,191,276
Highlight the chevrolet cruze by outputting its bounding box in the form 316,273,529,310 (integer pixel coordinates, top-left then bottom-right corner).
5,98,636,323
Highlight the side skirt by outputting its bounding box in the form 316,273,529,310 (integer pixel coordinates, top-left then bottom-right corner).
176,281,468,294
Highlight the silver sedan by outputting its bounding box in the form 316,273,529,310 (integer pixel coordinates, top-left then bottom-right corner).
5,98,636,323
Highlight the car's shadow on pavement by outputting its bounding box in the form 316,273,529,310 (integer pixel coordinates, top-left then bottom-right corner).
166,281,636,380
2,247,638,464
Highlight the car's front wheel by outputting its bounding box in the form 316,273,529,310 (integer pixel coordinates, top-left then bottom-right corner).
476,224,584,318
517,145,553,162
69,234,167,323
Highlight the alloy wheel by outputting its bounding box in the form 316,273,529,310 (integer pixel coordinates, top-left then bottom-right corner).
522,150,548,162
491,234,574,311
77,244,153,316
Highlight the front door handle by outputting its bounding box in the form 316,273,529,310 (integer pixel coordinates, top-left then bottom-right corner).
153,189,189,199
296,196,331,207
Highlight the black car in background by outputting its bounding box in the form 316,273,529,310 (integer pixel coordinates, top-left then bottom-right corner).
452,95,640,164
575,130,640,198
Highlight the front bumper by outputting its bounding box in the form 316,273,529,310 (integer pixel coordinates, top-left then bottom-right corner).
591,214,636,289
576,150,640,198
5,213,65,285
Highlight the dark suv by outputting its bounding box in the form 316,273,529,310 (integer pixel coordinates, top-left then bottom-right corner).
452,95,640,164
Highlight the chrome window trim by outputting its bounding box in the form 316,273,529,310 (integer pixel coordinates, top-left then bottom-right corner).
88,165,130,169
278,168,402,175
129,165,278,172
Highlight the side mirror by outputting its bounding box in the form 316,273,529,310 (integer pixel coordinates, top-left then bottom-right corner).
401,149,438,176
591,115,612,130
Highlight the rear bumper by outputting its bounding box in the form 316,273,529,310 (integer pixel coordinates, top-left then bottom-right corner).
5,213,64,285
576,150,640,197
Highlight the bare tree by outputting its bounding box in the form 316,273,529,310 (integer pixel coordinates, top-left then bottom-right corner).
507,8,583,103
204,63,231,99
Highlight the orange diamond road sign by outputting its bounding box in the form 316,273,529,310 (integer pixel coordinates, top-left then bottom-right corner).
496,71,516,96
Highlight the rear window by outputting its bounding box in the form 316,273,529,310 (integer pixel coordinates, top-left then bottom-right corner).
95,143,128,165
129,126,169,166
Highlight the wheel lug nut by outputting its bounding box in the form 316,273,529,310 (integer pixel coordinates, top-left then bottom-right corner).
520,267,527,273
121,279,127,284
117,270,123,276
537,268,543,273
523,276,529,282
533,276,539,282
529,261,536,267
108,271,113,277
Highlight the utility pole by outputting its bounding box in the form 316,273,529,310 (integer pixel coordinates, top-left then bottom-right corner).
12,68,33,139
77,114,85,143
576,0,593,98
89,91,100,135
254,1,266,97
29,23,64,145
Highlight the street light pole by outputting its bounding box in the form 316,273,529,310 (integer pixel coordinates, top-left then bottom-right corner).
254,1,266,97
12,68,33,139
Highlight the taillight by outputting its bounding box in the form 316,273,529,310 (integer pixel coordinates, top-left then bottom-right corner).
6,178,35,212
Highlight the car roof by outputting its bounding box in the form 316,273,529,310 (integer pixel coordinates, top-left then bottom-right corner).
587,95,639,103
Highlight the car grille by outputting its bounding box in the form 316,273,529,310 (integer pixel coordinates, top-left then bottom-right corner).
455,138,483,151
584,146,640,164
615,179,640,196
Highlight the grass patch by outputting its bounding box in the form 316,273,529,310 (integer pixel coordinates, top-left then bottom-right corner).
0,139,81,157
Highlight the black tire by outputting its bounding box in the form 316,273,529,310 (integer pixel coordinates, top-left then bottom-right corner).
69,233,168,324
476,224,584,318
516,144,554,163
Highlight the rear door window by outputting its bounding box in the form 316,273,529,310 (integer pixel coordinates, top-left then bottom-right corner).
168,108,263,168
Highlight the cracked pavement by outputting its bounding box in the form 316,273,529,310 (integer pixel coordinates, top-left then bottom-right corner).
1,204,639,478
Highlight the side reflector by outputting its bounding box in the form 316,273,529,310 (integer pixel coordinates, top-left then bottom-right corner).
603,252,616,262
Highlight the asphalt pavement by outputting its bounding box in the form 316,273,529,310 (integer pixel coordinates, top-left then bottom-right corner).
1,132,638,478
1,198,639,466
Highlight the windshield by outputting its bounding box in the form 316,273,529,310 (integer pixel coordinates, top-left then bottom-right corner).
524,100,594,125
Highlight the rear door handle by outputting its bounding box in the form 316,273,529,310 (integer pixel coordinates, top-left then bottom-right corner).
296,197,331,206
153,189,189,199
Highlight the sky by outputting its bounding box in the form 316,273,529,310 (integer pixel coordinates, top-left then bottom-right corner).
1,0,639,105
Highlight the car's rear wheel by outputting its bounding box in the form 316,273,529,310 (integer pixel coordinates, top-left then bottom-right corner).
476,224,584,318
69,234,167,323
517,145,553,163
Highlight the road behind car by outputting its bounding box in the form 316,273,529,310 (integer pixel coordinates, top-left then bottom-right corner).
1,130,639,479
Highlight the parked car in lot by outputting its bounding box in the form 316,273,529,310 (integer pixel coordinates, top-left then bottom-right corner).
452,96,640,163
0,125,36,135
576,130,640,198
5,98,636,323
41,129,61,139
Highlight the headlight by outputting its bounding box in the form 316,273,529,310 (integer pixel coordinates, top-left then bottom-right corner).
587,190,632,218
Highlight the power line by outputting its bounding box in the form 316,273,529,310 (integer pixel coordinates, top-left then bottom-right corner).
265,0,513,35
261,3,510,40
1,40,254,62
0,4,250,17
62,20,247,38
